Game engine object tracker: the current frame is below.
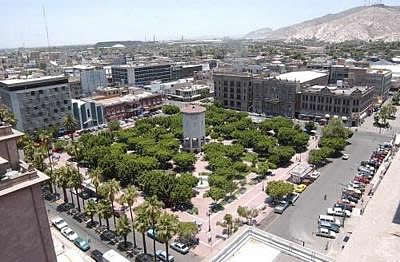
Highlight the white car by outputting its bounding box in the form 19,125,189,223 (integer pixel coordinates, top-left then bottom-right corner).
316,227,336,239
342,154,349,160
327,207,351,217
309,171,320,180
170,241,189,254
61,227,79,241
156,250,175,262
51,217,68,230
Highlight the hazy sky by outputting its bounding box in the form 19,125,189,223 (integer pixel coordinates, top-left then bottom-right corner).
1,0,399,48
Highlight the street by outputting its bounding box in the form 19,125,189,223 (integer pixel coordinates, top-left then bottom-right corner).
258,129,391,253
45,194,203,262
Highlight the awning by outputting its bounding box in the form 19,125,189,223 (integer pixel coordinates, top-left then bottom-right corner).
342,116,348,121
333,115,339,119
325,114,330,118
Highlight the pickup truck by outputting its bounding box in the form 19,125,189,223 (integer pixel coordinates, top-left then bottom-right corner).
327,207,351,217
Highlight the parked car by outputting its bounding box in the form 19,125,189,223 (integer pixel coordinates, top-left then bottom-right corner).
342,153,349,160
156,250,175,262
135,254,154,262
316,227,336,239
288,193,300,205
319,215,342,227
309,171,320,180
342,194,359,203
61,227,79,241
319,221,340,233
327,207,351,217
334,203,353,212
274,200,289,214
100,230,117,242
170,241,189,254
51,217,68,230
147,229,162,242
340,198,357,207
294,184,307,193
74,237,90,251
90,249,103,262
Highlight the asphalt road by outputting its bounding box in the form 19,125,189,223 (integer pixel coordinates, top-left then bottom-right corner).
45,193,203,262
258,130,391,252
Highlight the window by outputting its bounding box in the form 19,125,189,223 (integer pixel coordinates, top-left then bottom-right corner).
31,91,35,96
230,101,234,107
64,100,68,105
223,81,228,86
236,82,241,87
62,86,66,91
230,81,234,87
39,90,44,95
237,101,241,107
224,100,228,106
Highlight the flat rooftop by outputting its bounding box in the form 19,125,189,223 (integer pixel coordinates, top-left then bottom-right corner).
276,71,328,83
182,104,206,114
0,75,67,86
303,85,371,95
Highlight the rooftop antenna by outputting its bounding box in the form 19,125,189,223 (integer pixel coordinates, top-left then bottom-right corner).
42,5,50,49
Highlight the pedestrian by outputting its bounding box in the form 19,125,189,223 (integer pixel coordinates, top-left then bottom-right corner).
324,194,327,200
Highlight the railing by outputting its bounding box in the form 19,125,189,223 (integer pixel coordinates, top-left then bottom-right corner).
211,226,334,262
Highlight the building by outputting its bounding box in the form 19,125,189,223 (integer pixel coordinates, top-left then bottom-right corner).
89,87,162,121
0,76,72,133
167,84,211,101
0,124,56,262
213,71,328,117
111,64,172,86
182,104,206,152
73,65,107,96
68,77,82,99
329,65,392,99
71,99,105,130
171,64,203,80
297,85,375,126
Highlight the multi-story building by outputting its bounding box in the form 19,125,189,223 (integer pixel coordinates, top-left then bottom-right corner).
213,70,328,117
71,99,105,130
73,65,107,96
88,87,162,121
68,77,82,99
111,64,172,86
329,65,392,99
0,76,72,133
167,84,210,101
296,85,375,126
0,124,56,262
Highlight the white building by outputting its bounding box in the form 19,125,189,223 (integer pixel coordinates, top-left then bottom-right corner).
73,65,107,96
182,104,206,152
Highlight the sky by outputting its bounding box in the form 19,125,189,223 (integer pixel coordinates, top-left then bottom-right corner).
1,0,399,48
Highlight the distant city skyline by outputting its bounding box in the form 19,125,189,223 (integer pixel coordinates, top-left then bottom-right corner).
1,0,399,48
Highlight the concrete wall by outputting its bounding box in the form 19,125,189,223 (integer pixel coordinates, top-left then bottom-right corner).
0,184,57,262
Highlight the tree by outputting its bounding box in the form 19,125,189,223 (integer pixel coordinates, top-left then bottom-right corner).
177,222,198,245
134,205,150,255
108,120,121,132
99,179,121,226
257,162,272,177
173,152,196,171
171,184,193,207
39,131,55,193
320,137,346,154
121,186,139,248
268,146,296,166
0,105,16,126
157,212,179,262
89,168,103,201
64,114,78,141
209,187,225,204
68,165,83,212
97,199,113,230
55,166,70,203
266,180,294,200
305,121,316,132
116,215,132,248
217,214,234,237
237,206,259,225
143,196,164,261
322,119,352,139
84,199,97,222
162,105,180,115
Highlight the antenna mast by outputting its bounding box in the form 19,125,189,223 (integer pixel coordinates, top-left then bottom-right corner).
42,5,50,49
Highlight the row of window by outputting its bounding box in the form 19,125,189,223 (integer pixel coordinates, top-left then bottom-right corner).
223,100,242,108
301,103,359,113
29,86,66,96
302,95,359,106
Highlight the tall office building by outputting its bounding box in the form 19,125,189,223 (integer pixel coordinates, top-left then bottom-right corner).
111,64,172,86
0,123,56,262
73,65,107,96
0,76,72,133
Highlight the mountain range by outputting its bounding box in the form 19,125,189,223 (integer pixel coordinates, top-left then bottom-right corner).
245,4,400,42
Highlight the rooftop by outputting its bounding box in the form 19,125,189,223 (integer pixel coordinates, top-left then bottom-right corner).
303,85,371,95
276,71,328,83
182,104,206,114
0,75,67,86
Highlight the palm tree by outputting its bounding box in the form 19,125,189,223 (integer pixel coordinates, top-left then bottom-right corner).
97,199,113,230
143,196,164,261
134,205,150,254
68,165,83,212
84,199,97,222
99,179,120,226
116,215,132,248
121,186,139,248
89,168,103,201
64,114,78,141
157,212,179,262
39,131,55,193
55,167,70,203
0,105,16,126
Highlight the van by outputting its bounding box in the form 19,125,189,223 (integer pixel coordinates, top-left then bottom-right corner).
319,215,341,227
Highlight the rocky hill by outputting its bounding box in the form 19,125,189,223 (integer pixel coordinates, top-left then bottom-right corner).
246,5,400,42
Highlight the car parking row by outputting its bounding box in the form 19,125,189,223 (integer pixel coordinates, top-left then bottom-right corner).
315,142,392,239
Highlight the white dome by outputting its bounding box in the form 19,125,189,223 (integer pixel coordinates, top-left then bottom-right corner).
112,44,126,48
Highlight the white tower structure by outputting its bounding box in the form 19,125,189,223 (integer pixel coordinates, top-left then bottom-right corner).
182,104,206,152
